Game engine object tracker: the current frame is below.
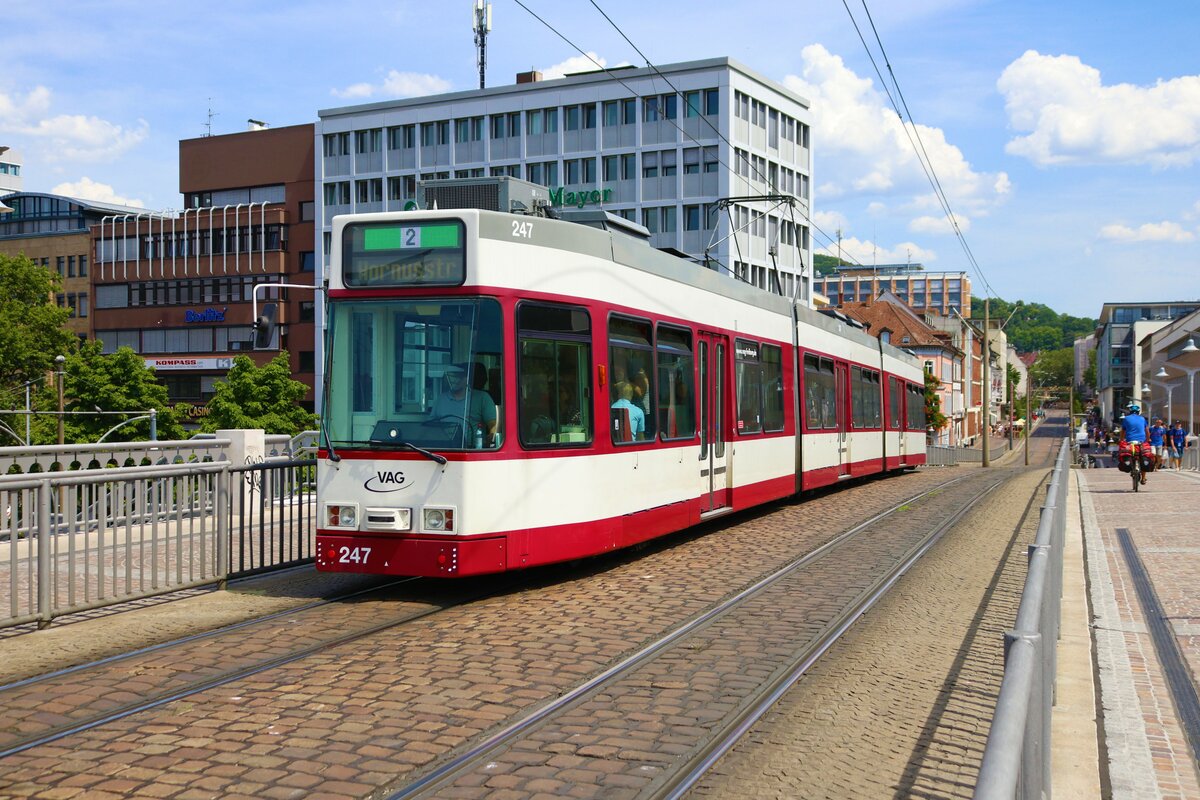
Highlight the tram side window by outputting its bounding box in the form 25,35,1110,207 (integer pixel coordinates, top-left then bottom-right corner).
888,376,902,429
656,325,695,440
907,382,926,430
803,354,837,430
517,302,592,447
851,367,881,428
735,339,763,435
762,344,784,432
609,315,655,443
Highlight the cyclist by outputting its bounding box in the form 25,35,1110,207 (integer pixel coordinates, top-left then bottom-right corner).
1122,403,1150,484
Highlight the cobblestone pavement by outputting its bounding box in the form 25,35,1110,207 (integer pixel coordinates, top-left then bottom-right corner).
0,465,968,799
688,448,1057,798
1081,464,1200,800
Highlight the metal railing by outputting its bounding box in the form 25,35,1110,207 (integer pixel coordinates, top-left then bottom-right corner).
1,453,316,629
974,439,1070,799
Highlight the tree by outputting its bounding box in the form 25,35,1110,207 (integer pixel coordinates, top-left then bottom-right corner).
0,253,76,397
924,370,947,433
1032,347,1074,389
29,341,184,444
970,296,1096,353
198,353,316,435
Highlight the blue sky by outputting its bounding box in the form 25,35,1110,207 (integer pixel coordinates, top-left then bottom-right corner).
3,0,1197,318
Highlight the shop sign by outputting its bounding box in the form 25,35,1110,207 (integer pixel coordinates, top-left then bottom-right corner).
185,308,226,323
548,186,613,208
145,357,233,371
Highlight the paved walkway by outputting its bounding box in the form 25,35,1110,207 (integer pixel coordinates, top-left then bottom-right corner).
1072,463,1200,799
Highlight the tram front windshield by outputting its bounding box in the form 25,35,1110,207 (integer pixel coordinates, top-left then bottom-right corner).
324,298,504,451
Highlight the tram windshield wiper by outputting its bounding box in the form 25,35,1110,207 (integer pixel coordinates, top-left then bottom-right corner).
397,441,448,465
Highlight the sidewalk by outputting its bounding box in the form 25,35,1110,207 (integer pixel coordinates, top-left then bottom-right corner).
1066,464,1200,798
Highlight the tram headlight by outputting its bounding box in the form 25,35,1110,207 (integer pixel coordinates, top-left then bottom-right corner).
422,507,455,533
325,503,358,529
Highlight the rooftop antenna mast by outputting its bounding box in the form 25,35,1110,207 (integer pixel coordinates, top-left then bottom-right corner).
204,99,218,137
472,0,493,90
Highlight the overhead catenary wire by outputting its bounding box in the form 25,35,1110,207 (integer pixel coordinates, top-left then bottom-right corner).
510,0,863,274
844,0,998,299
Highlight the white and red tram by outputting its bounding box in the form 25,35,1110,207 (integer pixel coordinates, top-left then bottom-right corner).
315,207,926,577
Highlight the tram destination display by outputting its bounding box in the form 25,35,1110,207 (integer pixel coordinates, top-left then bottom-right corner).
343,220,466,286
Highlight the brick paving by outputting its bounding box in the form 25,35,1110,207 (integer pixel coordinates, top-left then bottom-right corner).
4,428,1157,800
1081,465,1200,799
0,466,961,799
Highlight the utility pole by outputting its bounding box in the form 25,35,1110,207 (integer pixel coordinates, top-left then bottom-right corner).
1024,382,1031,466
982,298,990,467
472,0,493,90
836,227,842,267
1008,373,1014,451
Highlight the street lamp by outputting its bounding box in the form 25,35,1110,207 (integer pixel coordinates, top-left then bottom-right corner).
1144,378,1176,424
55,355,65,447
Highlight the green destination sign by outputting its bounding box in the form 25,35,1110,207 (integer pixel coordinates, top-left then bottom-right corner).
548,186,614,209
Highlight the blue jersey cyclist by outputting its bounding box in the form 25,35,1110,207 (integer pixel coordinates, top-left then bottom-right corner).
1121,403,1149,444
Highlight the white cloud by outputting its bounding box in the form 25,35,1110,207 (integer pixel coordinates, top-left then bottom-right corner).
910,214,970,235
818,235,937,266
332,71,452,100
0,86,148,163
50,177,144,208
783,45,1009,222
540,53,608,80
998,51,1200,168
813,209,849,231
1097,221,1195,243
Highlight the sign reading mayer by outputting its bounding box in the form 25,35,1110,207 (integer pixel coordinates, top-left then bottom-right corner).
549,186,613,209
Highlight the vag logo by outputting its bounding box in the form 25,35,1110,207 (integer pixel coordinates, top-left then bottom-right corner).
364,470,408,493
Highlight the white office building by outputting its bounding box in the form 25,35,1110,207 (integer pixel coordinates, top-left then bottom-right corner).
0,147,21,196
315,57,814,301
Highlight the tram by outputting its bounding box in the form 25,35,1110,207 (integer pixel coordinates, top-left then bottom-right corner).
314,203,926,577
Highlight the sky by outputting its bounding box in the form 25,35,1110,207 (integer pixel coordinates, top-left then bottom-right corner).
2,0,1197,319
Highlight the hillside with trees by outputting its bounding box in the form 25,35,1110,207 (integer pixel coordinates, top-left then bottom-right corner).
970,297,1095,353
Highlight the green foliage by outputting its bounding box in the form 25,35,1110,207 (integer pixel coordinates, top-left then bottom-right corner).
0,253,76,392
813,253,847,276
28,341,184,444
1031,347,1075,388
970,296,1095,353
1083,349,1097,389
924,370,947,431
198,353,315,435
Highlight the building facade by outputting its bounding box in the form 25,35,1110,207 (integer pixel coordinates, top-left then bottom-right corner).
315,57,814,301
812,264,971,318
1094,302,1199,422
0,192,144,339
0,147,21,195
88,123,317,410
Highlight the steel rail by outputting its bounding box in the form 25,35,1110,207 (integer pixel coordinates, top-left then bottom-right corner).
0,575,418,694
383,473,980,800
0,577,505,758
652,478,1005,799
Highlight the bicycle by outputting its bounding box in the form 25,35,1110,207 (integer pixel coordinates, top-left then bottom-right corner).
1130,452,1141,491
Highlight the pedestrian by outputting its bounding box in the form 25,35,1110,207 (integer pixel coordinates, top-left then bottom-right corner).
1149,417,1167,469
1169,421,1187,470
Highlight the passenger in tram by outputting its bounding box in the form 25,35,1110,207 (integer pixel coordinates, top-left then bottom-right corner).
431,363,497,445
628,361,652,416
521,371,556,444
611,381,645,441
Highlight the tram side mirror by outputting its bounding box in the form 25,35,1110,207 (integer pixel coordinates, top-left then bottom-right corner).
253,303,278,350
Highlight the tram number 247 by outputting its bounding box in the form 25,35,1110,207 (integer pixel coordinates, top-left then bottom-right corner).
337,546,372,564
511,220,534,239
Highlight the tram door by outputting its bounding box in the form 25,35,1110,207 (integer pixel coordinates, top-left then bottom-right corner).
698,333,730,513
835,362,851,477
896,379,908,465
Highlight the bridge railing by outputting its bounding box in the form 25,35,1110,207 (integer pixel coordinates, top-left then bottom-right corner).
974,438,1070,800
0,431,317,630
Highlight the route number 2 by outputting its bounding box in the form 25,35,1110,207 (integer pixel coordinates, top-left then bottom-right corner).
338,546,371,564
512,220,534,239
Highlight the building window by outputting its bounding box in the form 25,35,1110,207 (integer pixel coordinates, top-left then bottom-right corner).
705,88,720,116
684,91,701,118
299,301,315,322
300,251,315,272
299,351,315,373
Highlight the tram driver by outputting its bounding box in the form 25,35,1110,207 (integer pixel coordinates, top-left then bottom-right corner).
431,363,497,446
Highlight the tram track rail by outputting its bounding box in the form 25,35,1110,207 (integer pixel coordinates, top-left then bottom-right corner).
0,575,508,758
382,472,997,800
